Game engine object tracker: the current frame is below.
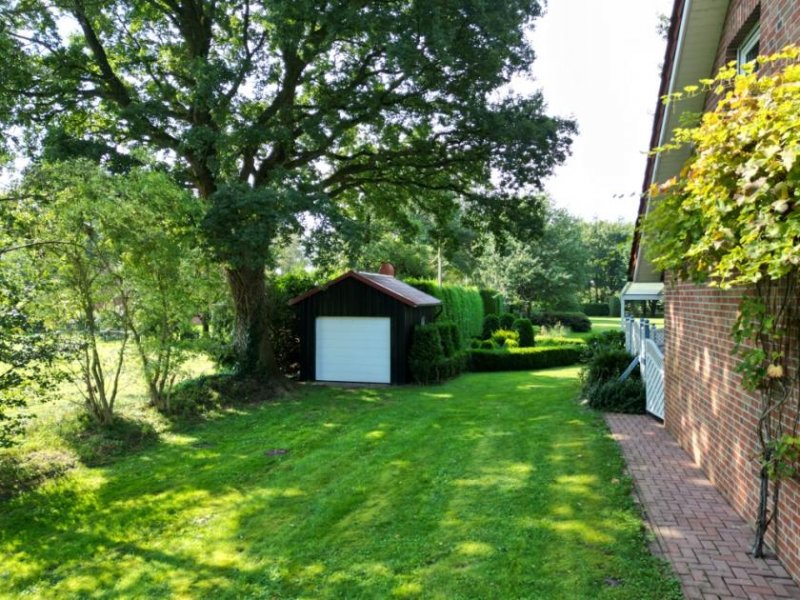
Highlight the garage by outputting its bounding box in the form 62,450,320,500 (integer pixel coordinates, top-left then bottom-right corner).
315,317,391,384
289,264,441,384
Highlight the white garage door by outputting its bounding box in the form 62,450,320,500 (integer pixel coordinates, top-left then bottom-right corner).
315,317,391,384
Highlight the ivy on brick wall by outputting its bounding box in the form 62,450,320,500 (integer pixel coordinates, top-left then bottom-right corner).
644,45,800,559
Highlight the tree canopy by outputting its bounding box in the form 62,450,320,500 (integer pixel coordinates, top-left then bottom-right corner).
0,0,575,375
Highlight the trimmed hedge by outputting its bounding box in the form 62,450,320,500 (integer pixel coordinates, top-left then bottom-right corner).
468,346,583,372
408,322,466,383
581,303,610,317
482,314,500,340
479,289,505,316
407,280,483,347
513,318,535,347
586,378,646,413
536,337,587,347
531,311,592,333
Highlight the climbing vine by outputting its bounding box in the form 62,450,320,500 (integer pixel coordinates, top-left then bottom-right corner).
644,46,800,558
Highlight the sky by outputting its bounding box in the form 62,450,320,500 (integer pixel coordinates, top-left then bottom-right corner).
523,0,674,222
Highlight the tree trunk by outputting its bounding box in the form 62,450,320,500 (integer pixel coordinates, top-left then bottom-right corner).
225,264,282,380
752,460,771,558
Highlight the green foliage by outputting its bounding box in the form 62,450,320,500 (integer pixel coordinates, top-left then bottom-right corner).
581,303,610,317
269,271,321,377
407,280,484,346
582,349,636,389
580,220,632,304
513,318,535,348
468,346,583,372
479,289,505,316
2,160,218,420
2,0,576,375
482,314,501,339
531,312,592,333
491,329,519,348
476,201,589,312
479,340,496,350
582,330,627,359
586,379,646,414
498,312,516,329
0,270,69,448
408,323,466,384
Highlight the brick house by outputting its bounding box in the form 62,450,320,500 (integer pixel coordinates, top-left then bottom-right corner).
629,0,800,582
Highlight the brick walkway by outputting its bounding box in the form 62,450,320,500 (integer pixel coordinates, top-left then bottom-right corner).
606,414,800,600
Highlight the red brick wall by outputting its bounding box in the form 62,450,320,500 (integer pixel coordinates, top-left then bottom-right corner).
664,278,800,580
662,0,800,581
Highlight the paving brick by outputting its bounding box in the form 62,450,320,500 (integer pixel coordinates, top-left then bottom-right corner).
606,415,800,599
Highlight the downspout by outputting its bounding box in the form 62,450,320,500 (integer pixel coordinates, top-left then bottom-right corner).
636,0,693,281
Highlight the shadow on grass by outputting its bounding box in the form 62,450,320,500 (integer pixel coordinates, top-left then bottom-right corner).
0,368,680,598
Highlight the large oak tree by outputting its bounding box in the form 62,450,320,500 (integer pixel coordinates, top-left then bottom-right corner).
1,0,574,378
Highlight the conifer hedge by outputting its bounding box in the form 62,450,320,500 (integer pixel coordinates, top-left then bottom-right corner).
407,280,484,346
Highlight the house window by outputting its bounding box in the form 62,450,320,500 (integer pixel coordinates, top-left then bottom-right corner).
737,24,760,73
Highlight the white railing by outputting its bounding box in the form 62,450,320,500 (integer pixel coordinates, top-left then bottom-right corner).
623,317,665,419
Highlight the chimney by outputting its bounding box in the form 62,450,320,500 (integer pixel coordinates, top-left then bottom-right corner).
379,262,395,277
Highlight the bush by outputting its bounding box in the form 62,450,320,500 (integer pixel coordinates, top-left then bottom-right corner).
608,295,621,318
531,311,592,333
581,303,610,317
468,346,584,372
536,337,586,347
408,324,444,383
479,340,496,349
498,312,516,330
482,314,500,339
407,280,484,347
408,322,466,383
583,348,636,388
479,289,505,316
586,378,645,413
491,328,519,347
583,330,626,359
513,318,535,347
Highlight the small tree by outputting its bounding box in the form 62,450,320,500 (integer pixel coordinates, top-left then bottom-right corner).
644,46,800,557
0,268,68,447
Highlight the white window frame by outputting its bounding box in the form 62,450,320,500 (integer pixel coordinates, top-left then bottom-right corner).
737,24,760,73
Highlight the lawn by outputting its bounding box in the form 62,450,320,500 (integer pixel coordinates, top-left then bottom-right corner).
0,368,679,599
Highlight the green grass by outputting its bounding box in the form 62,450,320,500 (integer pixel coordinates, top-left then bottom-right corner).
0,368,679,599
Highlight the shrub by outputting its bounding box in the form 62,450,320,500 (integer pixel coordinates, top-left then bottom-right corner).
608,295,621,318
498,312,516,330
586,378,646,413
443,322,461,353
513,318,535,347
482,313,500,339
479,340,496,350
437,321,457,357
539,322,567,338
531,311,592,333
408,324,444,383
407,280,483,346
581,303,610,317
469,346,583,372
408,322,466,383
470,339,481,349
479,289,505,316
491,329,519,347
583,330,626,358
536,337,586,347
583,348,636,388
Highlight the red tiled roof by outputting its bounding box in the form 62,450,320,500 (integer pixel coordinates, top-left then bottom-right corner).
288,271,442,308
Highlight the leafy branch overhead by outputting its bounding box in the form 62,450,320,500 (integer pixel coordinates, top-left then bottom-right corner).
1,0,575,256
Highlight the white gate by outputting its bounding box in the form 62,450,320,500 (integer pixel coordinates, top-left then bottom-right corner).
643,338,665,419
623,317,666,420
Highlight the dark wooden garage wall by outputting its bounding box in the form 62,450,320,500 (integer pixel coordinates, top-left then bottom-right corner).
293,278,438,384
